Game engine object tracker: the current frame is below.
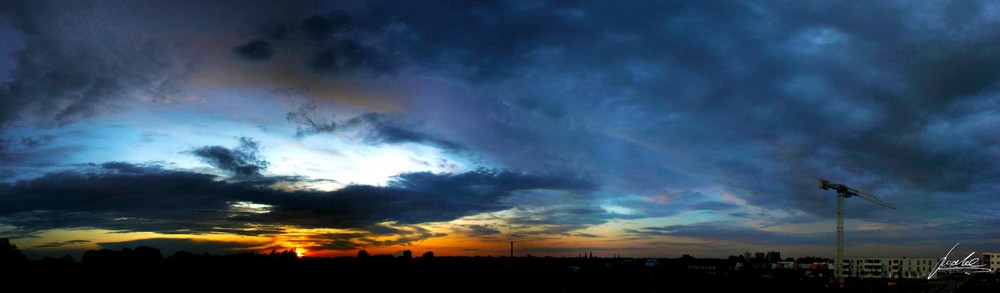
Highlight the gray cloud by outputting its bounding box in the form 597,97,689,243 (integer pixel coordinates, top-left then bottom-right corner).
189,137,270,177
285,103,338,138
0,162,596,240
307,40,391,76
624,222,828,246
689,201,738,211
4,0,1000,257
98,238,263,255
229,10,395,76
300,12,350,41
460,224,501,237
624,216,1000,257
457,190,614,239
19,136,48,149
32,239,90,248
232,39,274,61
344,1,1000,227
350,112,465,151
286,103,465,150
0,1,180,128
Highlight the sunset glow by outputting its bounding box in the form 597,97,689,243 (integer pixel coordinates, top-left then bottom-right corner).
2,0,1000,261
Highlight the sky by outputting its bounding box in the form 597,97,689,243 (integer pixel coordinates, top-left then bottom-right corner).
2,0,1000,260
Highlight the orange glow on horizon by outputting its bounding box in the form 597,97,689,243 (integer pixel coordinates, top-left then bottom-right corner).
17,220,659,259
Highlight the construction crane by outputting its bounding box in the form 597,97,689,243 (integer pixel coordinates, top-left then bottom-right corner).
818,179,895,288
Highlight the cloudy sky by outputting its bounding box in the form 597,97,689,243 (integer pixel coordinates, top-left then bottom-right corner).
2,0,1000,259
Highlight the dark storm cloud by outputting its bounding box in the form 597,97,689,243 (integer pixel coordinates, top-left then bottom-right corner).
0,1,179,128
300,12,350,41
478,193,611,238
905,39,1000,103
0,137,12,164
0,162,595,237
263,168,596,228
230,10,395,75
19,136,48,149
461,224,501,237
624,222,827,246
0,136,88,183
391,168,596,194
0,162,232,234
4,0,1000,254
625,216,1000,250
189,137,270,177
0,0,332,148
286,103,465,150
232,39,274,61
350,112,465,151
33,239,90,249
508,206,614,238
362,1,592,80
689,201,738,211
98,238,263,255
335,0,1000,230
285,103,339,137
307,41,387,75
297,10,398,76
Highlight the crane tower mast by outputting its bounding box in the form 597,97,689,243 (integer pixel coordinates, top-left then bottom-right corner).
818,179,895,288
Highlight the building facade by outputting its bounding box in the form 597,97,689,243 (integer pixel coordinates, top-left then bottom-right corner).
842,257,936,279
984,252,1000,273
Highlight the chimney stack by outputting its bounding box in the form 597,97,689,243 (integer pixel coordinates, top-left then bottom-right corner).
510,241,514,257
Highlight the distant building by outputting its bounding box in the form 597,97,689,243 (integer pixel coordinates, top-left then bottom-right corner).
842,257,935,279
766,251,781,263
775,261,795,269
683,258,728,276
984,252,1000,273
687,264,717,275
755,252,765,260
900,257,936,279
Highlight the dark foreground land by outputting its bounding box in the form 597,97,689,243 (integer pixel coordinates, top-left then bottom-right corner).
4,250,1000,292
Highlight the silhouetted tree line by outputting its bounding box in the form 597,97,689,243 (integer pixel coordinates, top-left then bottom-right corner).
81,246,165,266
1,239,973,292
1,238,28,265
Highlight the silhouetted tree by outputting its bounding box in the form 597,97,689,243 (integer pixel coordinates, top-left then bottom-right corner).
402,250,412,259
422,251,434,258
39,255,75,270
0,238,28,265
170,250,198,261
81,249,118,265
132,246,164,263
268,249,297,260
357,249,369,259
